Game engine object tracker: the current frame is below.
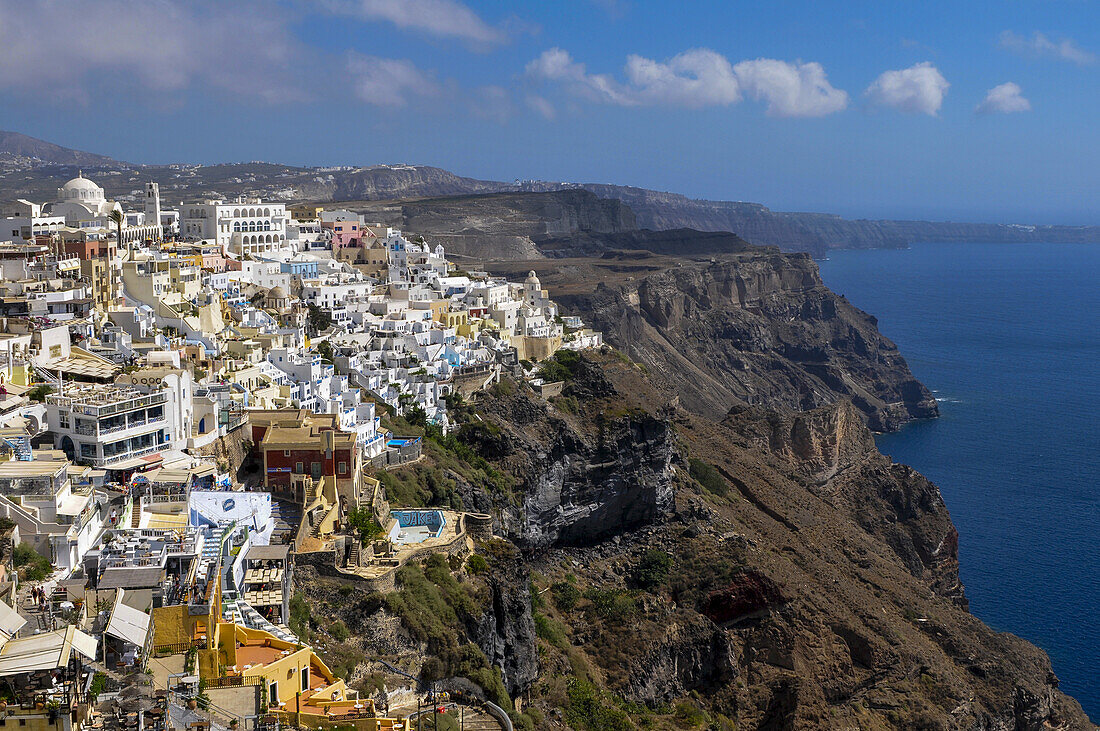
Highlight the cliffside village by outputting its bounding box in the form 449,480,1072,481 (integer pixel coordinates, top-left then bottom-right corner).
0,174,603,731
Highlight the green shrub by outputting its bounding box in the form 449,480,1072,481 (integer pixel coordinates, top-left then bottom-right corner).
26,385,53,403
632,550,672,591
551,581,581,611
534,614,568,651
466,554,489,575
330,620,350,642
583,588,637,622
14,543,52,581
564,677,634,731
289,592,311,640
688,458,728,496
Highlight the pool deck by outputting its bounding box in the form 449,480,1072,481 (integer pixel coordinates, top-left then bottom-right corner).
345,509,467,580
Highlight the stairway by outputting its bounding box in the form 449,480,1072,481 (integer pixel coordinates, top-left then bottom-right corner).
130,503,141,528
348,540,360,567
461,709,505,731
83,658,126,684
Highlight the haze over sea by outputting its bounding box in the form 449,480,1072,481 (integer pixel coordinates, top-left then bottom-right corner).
819,242,1100,719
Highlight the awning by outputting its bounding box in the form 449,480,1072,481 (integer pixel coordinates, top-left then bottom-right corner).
0,599,26,639
0,626,98,676
105,590,151,649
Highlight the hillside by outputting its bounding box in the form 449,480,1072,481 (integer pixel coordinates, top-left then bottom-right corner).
0,130,124,166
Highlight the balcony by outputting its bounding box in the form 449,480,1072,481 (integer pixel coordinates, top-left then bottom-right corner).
97,442,170,467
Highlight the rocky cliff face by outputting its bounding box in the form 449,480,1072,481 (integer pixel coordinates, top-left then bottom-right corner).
516,250,937,431
484,353,1092,730
457,385,677,549
471,570,540,696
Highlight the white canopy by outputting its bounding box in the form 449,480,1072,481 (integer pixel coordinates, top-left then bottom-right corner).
105,590,151,649
0,599,27,640
0,626,97,676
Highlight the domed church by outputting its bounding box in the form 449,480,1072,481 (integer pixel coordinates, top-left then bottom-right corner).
48,171,123,227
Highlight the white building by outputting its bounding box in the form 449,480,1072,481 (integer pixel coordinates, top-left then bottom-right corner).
46,384,176,469
179,198,288,257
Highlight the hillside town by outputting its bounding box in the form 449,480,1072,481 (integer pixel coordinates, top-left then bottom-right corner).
0,174,603,731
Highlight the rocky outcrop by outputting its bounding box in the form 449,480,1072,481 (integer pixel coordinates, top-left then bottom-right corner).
625,611,738,705
471,570,539,696
468,388,677,548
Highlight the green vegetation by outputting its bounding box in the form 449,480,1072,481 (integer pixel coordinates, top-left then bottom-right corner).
324,642,365,680
536,349,582,383
465,554,489,575
330,620,350,643
380,555,510,707
564,677,634,731
14,543,52,581
632,550,672,592
534,613,569,652
289,592,311,640
315,340,337,369
26,385,54,403
345,506,385,545
551,581,581,611
307,304,333,335
89,673,107,702
583,587,637,622
688,458,729,497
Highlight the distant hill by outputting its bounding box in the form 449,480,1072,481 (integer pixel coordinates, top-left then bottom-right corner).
0,130,1097,254
0,130,124,166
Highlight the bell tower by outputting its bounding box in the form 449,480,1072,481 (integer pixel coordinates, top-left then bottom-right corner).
144,181,162,240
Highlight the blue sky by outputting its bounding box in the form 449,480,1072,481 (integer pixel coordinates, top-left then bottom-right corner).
0,0,1096,224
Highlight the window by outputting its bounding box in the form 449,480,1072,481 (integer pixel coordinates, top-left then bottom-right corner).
283,450,290,457
301,667,310,691
269,681,278,705
338,462,347,475
311,462,321,479
295,462,303,474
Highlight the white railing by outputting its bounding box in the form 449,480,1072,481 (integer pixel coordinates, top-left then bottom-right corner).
97,443,169,466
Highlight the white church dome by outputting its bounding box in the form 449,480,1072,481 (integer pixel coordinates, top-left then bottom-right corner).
58,172,105,202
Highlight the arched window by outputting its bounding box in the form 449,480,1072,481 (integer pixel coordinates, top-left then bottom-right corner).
248,208,256,217
263,207,270,217
233,222,240,232
264,221,271,231
233,208,241,217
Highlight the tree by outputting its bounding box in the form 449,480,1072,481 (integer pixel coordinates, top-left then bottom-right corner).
307,304,332,335
107,208,124,302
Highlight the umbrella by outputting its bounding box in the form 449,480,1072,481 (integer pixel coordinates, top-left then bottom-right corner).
119,695,155,713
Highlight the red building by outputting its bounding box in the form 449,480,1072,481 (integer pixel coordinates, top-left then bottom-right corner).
248,410,359,502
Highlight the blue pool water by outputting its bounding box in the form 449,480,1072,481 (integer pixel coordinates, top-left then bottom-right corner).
818,242,1100,719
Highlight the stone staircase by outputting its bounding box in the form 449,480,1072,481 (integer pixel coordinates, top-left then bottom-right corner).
461,709,504,731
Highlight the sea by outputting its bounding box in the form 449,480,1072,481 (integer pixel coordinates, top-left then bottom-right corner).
818,242,1100,720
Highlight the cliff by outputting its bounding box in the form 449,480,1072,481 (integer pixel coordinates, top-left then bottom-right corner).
490,249,937,431
427,354,1091,729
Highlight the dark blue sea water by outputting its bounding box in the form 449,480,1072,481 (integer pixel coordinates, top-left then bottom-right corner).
818,242,1100,720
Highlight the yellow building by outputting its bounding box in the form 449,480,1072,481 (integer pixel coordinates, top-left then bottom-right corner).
199,623,401,730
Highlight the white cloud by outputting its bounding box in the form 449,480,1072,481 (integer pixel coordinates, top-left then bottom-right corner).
623,49,741,108
999,31,1095,66
526,48,635,105
345,52,441,107
526,94,556,120
320,0,509,46
526,47,847,117
864,62,949,115
0,0,308,104
732,59,848,117
976,82,1031,114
